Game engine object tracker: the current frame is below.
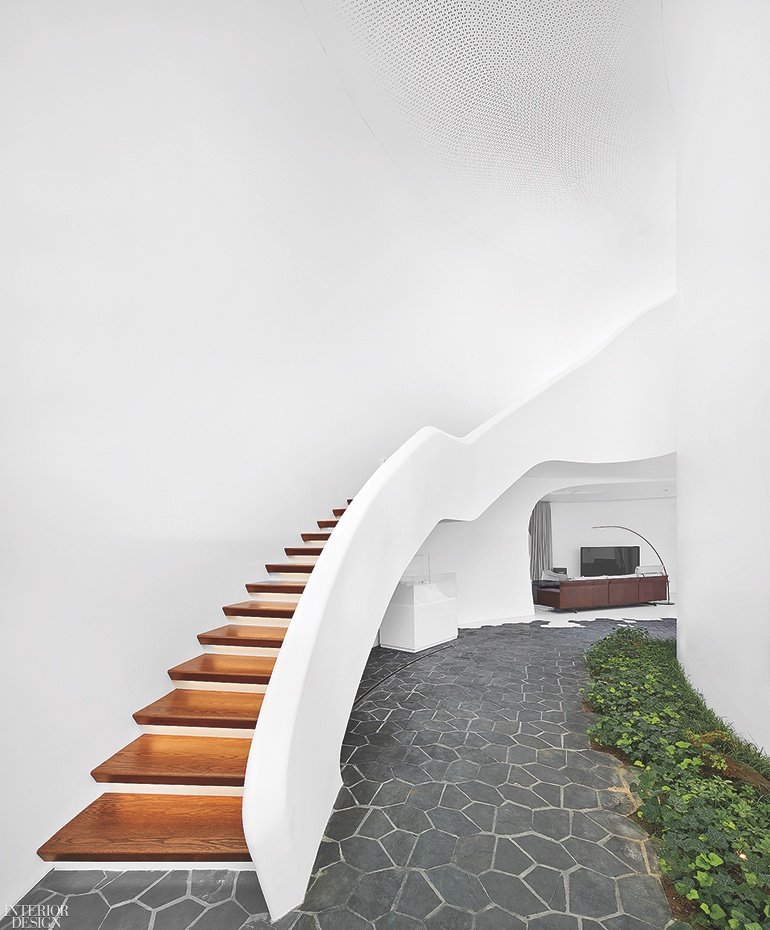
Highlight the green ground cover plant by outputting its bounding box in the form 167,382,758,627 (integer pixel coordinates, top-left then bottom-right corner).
584,627,770,930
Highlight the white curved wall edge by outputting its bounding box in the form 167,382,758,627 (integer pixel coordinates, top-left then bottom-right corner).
242,295,676,918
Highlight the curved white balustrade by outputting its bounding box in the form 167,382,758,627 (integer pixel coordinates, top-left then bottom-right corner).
242,298,676,918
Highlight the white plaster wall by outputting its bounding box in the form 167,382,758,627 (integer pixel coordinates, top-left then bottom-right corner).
420,478,557,627
665,0,770,752
550,497,677,592
0,0,672,903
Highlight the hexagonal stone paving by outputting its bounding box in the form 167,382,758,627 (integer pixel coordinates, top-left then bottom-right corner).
7,620,677,929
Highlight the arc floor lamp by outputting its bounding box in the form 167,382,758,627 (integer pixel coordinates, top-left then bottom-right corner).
591,524,673,605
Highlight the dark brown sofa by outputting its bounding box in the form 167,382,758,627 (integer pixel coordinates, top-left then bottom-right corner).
533,574,667,610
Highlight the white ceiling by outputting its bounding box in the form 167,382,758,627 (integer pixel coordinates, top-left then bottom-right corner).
301,0,675,276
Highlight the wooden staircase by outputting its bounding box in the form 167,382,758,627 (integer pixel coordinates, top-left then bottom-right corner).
37,502,350,862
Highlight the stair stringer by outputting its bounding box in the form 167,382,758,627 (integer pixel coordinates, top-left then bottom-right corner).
243,296,677,918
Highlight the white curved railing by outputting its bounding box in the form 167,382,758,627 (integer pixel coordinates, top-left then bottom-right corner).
242,297,676,918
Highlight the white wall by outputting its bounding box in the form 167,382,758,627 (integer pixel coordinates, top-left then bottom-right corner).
420,478,555,626
665,0,770,752
550,497,677,592
0,0,673,903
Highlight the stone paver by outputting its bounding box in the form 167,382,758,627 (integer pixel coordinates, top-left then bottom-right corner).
6,619,677,930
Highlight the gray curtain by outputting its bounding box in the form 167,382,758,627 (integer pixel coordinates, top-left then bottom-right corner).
528,500,553,581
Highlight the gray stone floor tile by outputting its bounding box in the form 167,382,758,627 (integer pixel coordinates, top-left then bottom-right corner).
408,829,457,867
190,900,249,930
516,833,576,871
139,872,188,908
527,915,580,930
153,898,206,930
313,840,342,871
568,867,620,919
479,871,545,914
189,871,235,904
342,835,394,871
99,901,153,930
395,871,441,919
62,891,111,929
302,862,362,911
101,872,161,905
325,807,369,841
234,871,269,916
532,807,571,840
317,907,373,930
524,865,567,910
452,833,496,874
39,870,106,895
423,904,474,930
375,912,424,930
427,806,479,836
380,830,417,866
425,864,488,910
347,870,405,922
617,875,673,924
494,802,534,834
474,905,526,930
564,836,632,876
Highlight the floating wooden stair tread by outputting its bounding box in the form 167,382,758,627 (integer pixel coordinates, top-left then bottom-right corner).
222,600,295,619
169,654,276,684
265,562,314,574
38,496,355,866
246,581,306,595
37,793,249,861
134,689,264,729
199,624,287,649
91,734,249,786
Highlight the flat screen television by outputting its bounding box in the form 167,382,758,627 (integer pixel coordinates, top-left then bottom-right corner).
580,546,640,577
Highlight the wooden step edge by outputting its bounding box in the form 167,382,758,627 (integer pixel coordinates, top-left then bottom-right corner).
246,581,306,594
265,563,314,573
133,690,264,729
332,509,346,517
285,547,323,557
199,625,286,649
317,520,338,528
90,736,249,787
168,656,275,685
37,793,250,862
301,532,331,542
222,601,295,618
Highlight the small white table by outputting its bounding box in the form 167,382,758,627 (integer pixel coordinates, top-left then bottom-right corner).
379,572,458,652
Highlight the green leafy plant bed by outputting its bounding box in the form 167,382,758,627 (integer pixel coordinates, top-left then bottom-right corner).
583,628,770,930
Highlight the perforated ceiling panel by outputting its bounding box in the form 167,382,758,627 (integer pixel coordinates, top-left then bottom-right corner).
301,0,674,274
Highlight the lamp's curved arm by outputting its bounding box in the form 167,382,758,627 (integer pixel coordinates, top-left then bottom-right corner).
591,524,667,576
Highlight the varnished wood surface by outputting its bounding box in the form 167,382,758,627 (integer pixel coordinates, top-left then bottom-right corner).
198,624,287,649
284,547,323,557
133,689,264,728
91,734,249,785
246,581,306,594
317,519,338,528
37,793,250,861
265,562,314,574
222,599,295,618
301,532,331,542
168,653,276,684
332,508,346,517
